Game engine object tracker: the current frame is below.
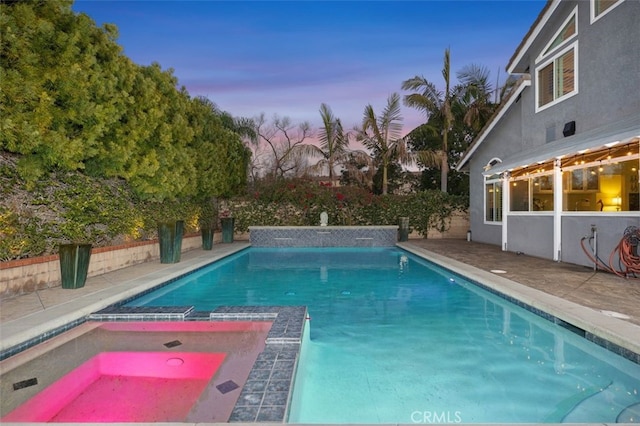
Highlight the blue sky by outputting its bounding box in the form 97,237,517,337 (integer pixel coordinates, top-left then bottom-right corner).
73,0,546,137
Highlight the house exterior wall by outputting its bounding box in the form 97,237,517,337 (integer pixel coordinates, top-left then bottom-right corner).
561,216,639,266
469,97,524,246
516,0,640,146
466,0,640,266
507,215,554,259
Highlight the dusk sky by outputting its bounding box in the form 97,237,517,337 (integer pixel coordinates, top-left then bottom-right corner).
72,0,546,138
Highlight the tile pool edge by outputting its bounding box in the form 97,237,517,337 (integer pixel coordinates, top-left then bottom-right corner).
0,243,251,359
399,242,640,363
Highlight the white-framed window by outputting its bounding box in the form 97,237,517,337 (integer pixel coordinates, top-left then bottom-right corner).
591,0,623,23
535,7,579,112
561,150,639,212
537,8,577,62
536,42,578,111
485,175,503,223
510,174,554,212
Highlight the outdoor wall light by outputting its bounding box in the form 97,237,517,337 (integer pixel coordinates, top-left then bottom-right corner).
563,121,576,137
484,157,502,171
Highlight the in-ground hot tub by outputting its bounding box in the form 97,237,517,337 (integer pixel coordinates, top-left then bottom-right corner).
1,321,272,423
249,225,399,247
3,351,226,422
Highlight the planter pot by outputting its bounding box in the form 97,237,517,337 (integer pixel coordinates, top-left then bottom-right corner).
221,217,235,243
398,217,410,242
158,220,184,263
59,243,92,289
201,228,214,250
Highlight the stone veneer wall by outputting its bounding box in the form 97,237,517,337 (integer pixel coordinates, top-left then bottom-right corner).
249,226,399,247
0,234,206,298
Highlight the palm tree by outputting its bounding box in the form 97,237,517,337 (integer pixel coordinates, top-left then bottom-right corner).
401,48,453,193
455,63,494,132
354,93,412,195
307,103,350,186
403,51,502,193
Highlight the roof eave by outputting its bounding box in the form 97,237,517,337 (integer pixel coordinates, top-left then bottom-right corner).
507,0,560,74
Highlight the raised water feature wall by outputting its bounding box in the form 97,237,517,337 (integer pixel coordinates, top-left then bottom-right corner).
249,226,399,247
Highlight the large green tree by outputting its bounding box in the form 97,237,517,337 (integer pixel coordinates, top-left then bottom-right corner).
190,96,250,225
354,93,412,195
402,49,498,194
1,0,127,183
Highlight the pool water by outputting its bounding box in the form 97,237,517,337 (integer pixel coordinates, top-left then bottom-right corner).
128,247,640,423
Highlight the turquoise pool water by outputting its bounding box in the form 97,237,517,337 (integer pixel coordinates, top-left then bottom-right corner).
128,247,640,423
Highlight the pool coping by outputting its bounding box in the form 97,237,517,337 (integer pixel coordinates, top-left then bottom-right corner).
399,242,640,363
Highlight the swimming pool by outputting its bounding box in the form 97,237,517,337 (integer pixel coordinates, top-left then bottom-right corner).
127,247,640,423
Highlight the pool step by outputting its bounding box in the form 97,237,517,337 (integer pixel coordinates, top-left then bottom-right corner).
617,402,640,422
89,306,195,321
560,381,640,422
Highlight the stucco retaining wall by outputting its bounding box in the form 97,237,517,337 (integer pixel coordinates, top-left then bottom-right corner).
423,210,470,239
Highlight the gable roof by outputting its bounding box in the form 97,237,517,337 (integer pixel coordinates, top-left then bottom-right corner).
455,75,531,172
456,0,566,172
507,0,559,74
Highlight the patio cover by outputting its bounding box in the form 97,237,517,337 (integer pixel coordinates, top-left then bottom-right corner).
484,114,640,176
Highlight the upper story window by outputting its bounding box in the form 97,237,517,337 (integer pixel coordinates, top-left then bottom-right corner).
541,12,576,58
591,0,623,23
535,8,579,112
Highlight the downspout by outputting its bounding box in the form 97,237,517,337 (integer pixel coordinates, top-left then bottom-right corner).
502,172,510,251
553,158,563,261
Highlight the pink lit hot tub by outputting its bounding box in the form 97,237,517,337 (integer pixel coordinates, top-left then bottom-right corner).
2,351,226,422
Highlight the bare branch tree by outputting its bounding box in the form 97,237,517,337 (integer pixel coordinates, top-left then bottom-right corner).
255,113,315,179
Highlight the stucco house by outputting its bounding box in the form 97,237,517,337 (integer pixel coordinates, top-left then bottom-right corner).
456,0,639,270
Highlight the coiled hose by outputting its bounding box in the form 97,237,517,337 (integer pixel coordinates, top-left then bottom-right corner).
581,226,640,278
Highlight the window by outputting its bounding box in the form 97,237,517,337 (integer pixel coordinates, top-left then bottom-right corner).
509,174,554,212
562,146,639,212
532,176,554,211
570,167,599,191
591,0,623,23
485,177,502,222
535,8,578,111
536,43,578,110
510,179,529,212
541,12,576,58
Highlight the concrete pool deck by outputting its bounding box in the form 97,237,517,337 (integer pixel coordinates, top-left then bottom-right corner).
2,238,639,356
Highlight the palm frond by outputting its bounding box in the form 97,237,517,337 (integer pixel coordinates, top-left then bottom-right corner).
380,93,403,142
456,63,492,96
416,149,447,168
291,143,323,159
